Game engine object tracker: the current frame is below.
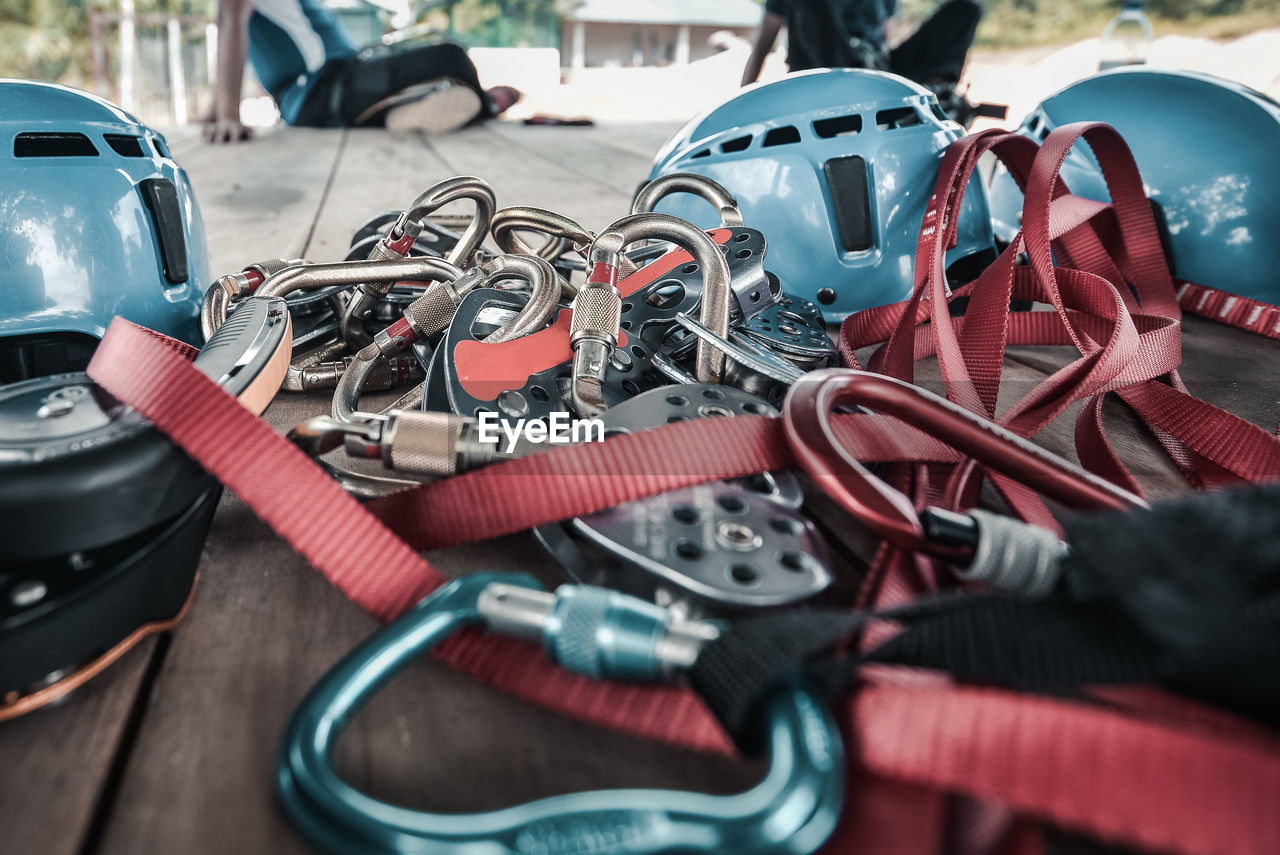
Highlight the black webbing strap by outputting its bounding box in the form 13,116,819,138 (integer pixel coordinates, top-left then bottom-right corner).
691,610,870,749
690,483,1280,750
691,595,1170,750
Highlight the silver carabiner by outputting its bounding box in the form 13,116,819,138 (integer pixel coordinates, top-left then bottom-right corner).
340,177,497,351
491,205,592,262
633,173,745,228
331,253,558,423
200,257,305,342
396,175,497,269
578,213,733,410
490,205,601,298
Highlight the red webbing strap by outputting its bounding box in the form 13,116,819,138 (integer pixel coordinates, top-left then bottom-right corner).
87,318,742,751
830,121,1280,854
89,319,1280,855
86,120,1280,853
840,122,1280,544
850,681,1280,855
88,321,444,623
1179,281,1280,340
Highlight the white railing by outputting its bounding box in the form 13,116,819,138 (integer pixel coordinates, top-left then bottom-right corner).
88,6,218,125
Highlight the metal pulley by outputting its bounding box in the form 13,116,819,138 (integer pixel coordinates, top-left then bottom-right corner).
533,384,834,616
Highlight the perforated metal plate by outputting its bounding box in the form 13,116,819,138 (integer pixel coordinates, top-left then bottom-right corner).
740,292,835,359
533,384,832,613
569,477,831,610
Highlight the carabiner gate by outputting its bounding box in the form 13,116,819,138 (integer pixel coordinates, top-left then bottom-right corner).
783,368,1148,594
278,573,843,855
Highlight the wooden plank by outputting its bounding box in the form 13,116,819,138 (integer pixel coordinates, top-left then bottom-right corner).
521,120,685,162
0,126,351,855
486,121,675,198
174,126,348,273
0,640,158,855
95,128,755,854
302,128,455,262
427,124,634,228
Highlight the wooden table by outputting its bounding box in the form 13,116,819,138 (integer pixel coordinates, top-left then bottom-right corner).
3,121,1276,855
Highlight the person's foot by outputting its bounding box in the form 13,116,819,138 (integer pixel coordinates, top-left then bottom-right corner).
486,85,521,116
376,79,483,134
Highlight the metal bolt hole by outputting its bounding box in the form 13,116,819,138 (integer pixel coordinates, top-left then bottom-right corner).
718,495,748,514
672,505,700,524
779,551,808,572
770,516,804,536
675,540,703,561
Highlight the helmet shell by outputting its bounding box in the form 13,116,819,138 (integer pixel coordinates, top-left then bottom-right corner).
0,80,210,351
648,69,995,321
987,68,1280,304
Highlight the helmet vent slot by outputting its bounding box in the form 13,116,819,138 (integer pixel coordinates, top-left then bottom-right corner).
813,114,862,138
763,126,801,147
104,134,149,157
14,132,99,158
692,148,711,158
876,107,924,131
720,134,753,153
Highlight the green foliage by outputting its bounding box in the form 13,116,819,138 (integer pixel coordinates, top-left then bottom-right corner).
0,0,88,80
0,0,216,82
3,0,1276,84
901,0,1280,47
437,0,560,48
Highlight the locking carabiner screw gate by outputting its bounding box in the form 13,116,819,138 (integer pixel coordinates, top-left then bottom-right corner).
278,573,844,855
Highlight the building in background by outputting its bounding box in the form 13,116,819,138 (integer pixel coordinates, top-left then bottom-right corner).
321,0,387,46
560,0,760,69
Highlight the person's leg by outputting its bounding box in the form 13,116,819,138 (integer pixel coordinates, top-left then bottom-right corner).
889,0,982,84
339,41,492,128
288,58,354,127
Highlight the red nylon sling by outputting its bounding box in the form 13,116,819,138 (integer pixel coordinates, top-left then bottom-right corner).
85,120,1280,855
1178,281,1280,340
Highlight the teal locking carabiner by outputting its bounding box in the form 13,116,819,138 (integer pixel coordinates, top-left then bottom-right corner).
277,572,844,855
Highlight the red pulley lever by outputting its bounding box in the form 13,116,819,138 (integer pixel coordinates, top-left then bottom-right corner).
783,369,1147,590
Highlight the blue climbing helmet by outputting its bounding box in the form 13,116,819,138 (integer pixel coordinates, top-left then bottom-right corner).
646,68,996,321
987,68,1280,308
0,80,209,380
